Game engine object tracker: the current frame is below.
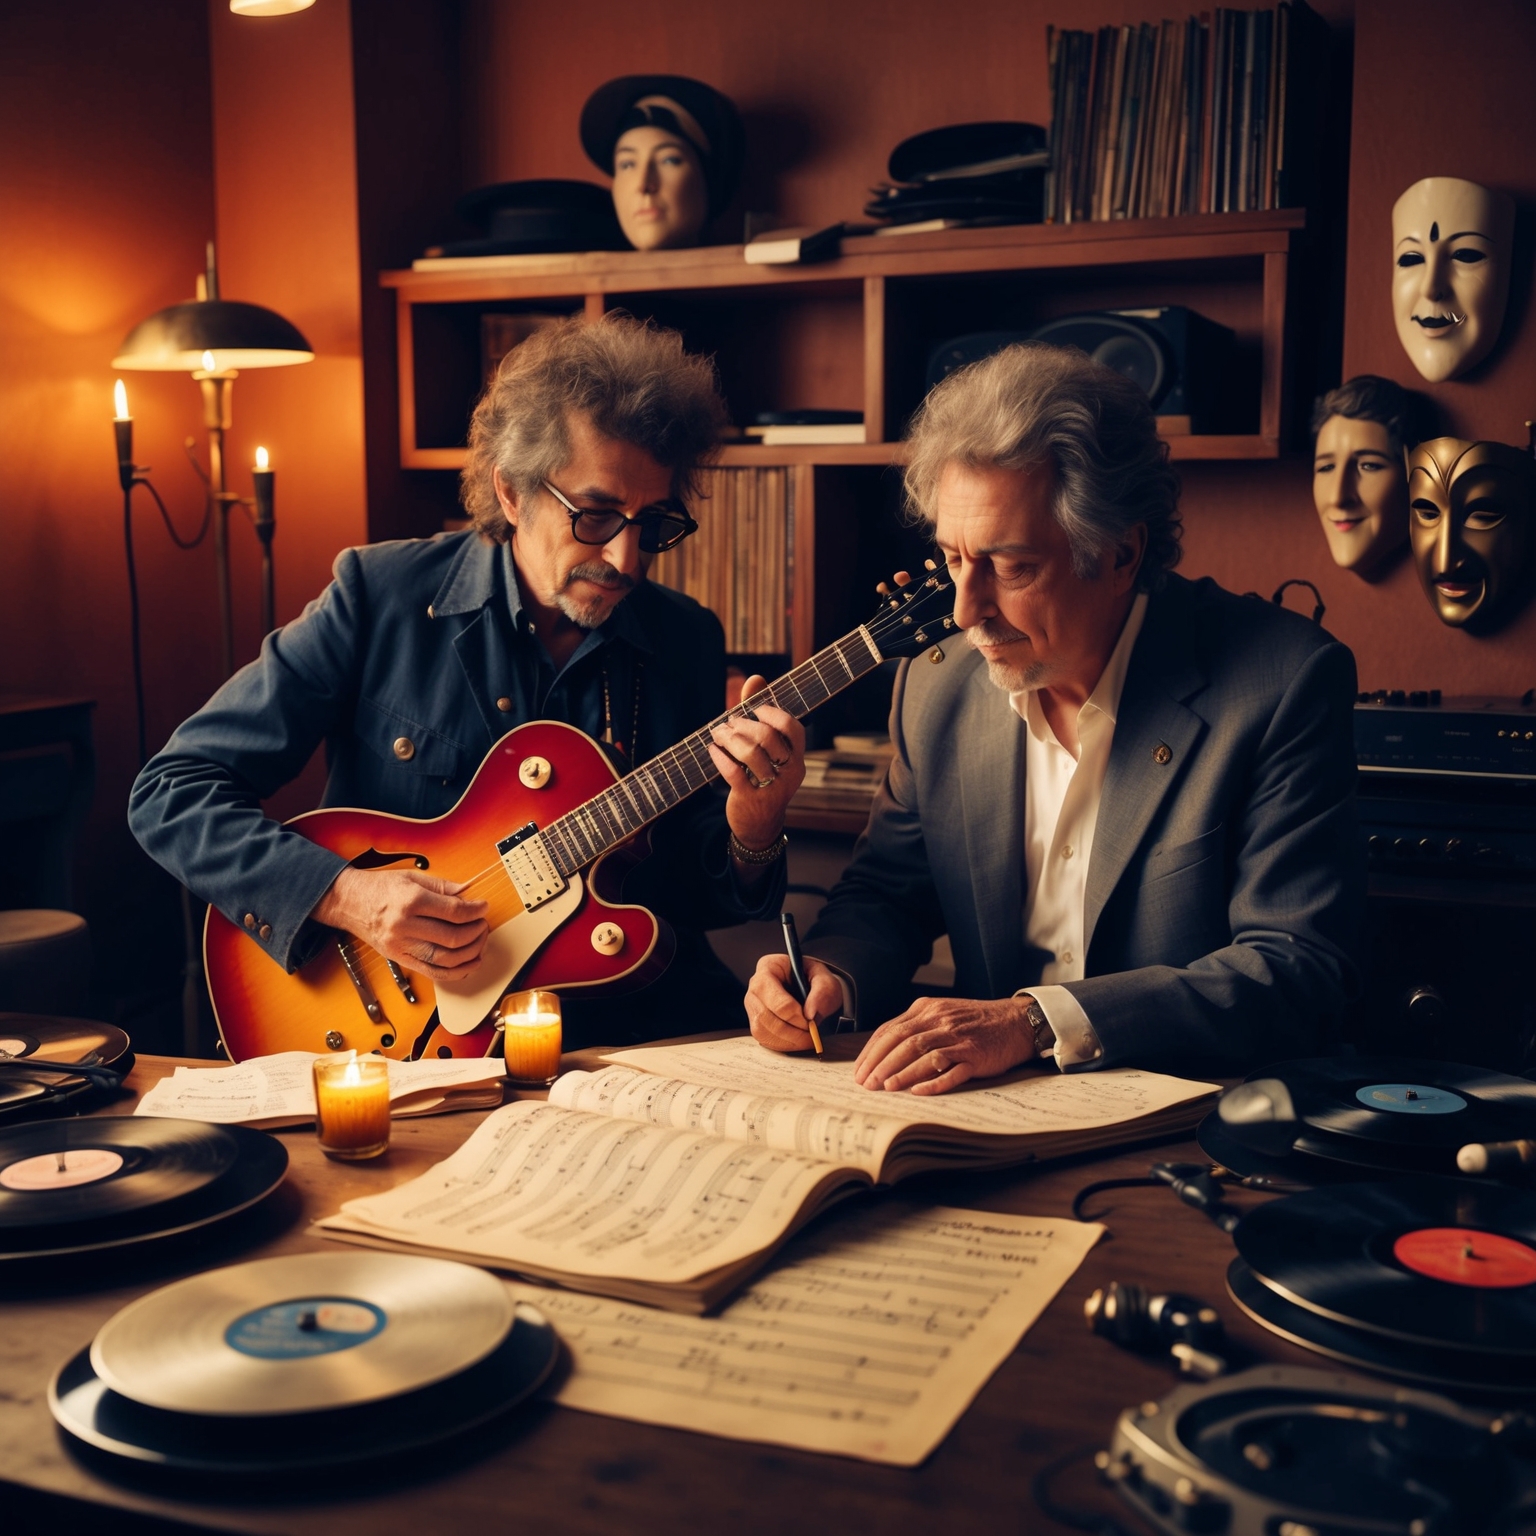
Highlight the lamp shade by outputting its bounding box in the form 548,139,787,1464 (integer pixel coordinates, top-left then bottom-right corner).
112,300,314,371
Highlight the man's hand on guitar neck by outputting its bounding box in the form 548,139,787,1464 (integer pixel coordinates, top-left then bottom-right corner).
709,672,806,878
311,868,490,982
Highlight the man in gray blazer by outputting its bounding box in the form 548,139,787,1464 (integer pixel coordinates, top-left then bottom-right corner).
747,343,1363,1087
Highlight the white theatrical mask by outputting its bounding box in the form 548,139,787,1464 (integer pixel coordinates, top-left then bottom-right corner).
1391,177,1515,383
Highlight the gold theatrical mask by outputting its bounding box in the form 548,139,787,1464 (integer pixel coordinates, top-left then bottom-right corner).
1392,178,1515,383
1409,438,1536,633
1313,414,1410,578
612,119,710,251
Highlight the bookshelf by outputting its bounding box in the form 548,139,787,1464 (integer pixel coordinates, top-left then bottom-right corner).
381,210,1306,705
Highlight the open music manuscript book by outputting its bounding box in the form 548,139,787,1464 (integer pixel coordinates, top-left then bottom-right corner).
318,1035,1216,1313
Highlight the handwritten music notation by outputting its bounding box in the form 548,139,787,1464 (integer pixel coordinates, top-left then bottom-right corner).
505,1201,1102,1465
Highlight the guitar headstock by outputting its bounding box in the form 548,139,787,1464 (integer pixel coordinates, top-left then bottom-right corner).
863,559,957,661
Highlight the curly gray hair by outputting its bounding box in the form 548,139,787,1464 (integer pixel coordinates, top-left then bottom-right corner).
460,312,728,540
904,342,1182,588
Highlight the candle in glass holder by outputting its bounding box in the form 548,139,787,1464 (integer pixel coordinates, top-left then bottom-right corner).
498,990,563,1086
312,1052,391,1160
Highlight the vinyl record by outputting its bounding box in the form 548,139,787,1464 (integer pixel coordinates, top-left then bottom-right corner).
0,1014,133,1122
93,1252,516,1415
1227,1257,1536,1397
51,1301,559,1476
0,1013,132,1068
1253,1057,1536,1156
0,1117,286,1260
1233,1177,1536,1355
1196,1111,1372,1184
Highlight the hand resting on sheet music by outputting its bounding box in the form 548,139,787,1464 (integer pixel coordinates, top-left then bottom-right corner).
312,867,490,982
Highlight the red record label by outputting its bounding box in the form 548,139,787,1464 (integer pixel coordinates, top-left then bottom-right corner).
1393,1227,1536,1289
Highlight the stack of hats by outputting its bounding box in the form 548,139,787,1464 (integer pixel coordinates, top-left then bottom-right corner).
865,122,1049,228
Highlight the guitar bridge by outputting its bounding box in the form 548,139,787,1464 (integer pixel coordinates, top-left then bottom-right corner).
337,938,387,1025
497,822,567,911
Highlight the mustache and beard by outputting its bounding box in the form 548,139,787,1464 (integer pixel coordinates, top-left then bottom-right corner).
966,618,1048,692
555,561,637,629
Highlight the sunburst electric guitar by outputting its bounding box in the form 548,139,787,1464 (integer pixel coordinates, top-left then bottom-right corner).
205,565,956,1062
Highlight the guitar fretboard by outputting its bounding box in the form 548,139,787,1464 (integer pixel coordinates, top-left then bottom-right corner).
537,627,883,877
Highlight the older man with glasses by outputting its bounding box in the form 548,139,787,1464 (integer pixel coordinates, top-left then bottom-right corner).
131,314,803,1048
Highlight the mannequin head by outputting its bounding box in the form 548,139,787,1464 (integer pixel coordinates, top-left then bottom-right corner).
1408,437,1536,633
1392,178,1516,382
580,77,744,253
611,119,709,251
1310,375,1437,579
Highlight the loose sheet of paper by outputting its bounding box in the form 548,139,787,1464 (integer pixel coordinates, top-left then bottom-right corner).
611,1034,1216,1134
551,1065,903,1179
133,1051,506,1124
320,1102,860,1291
506,1201,1101,1464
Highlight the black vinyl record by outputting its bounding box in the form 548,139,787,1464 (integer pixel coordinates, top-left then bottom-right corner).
1255,1057,1536,1156
0,1117,286,1260
50,1302,559,1475
0,1013,133,1123
1227,1258,1536,1398
1233,1177,1536,1355
1196,1111,1375,1184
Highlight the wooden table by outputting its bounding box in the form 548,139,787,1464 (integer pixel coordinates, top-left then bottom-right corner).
0,1051,1314,1536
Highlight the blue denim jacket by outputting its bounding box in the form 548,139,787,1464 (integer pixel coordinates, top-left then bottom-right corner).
129,532,780,994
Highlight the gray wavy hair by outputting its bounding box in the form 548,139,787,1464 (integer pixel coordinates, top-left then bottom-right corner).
904,342,1182,588
461,312,728,540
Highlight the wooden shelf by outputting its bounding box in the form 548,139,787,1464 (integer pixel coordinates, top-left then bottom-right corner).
386,212,1305,673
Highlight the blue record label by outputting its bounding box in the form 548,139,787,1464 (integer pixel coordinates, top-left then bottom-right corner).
225,1297,387,1359
1355,1082,1467,1116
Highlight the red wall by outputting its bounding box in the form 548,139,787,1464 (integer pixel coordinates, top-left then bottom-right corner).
0,1,218,1035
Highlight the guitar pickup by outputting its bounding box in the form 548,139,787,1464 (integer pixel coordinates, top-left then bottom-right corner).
497,823,567,911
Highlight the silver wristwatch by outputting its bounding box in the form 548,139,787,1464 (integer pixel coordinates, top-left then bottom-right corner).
1022,996,1056,1061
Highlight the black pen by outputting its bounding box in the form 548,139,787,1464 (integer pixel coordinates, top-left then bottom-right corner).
780,911,824,1059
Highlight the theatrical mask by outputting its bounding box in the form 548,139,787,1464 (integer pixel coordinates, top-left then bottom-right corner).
1312,414,1409,578
1392,178,1515,383
1408,437,1536,632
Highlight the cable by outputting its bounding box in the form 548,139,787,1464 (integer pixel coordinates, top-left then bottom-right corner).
1072,1176,1161,1223
1032,1444,1143,1536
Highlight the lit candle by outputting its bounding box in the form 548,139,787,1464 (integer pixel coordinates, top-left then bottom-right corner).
498,990,563,1086
312,1051,391,1160
112,379,134,490
252,444,275,530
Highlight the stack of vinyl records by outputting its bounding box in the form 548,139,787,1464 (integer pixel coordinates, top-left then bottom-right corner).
0,1116,287,1262
865,122,1048,230
0,1013,133,1125
50,1252,559,1475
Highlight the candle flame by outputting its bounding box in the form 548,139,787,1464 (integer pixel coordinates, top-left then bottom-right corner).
113,379,128,419
201,349,216,373
342,1057,362,1087
255,445,269,471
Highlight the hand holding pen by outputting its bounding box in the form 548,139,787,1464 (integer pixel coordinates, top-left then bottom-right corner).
780,911,824,1060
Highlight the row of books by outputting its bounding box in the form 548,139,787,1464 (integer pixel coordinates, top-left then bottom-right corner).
649,467,791,656
1045,1,1326,224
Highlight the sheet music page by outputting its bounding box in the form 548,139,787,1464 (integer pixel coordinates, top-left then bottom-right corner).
610,1035,1217,1135
504,1201,1101,1465
133,1051,506,1124
550,1065,903,1178
320,1101,863,1289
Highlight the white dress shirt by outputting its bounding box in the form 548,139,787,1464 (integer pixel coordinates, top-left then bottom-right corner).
1011,592,1149,1069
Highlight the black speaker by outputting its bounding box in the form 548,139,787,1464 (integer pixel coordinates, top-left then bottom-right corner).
923,307,1238,433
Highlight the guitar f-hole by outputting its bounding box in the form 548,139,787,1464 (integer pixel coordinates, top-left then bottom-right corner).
348,848,430,871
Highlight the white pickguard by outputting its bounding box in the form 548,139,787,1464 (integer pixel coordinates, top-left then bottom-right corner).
433,875,585,1035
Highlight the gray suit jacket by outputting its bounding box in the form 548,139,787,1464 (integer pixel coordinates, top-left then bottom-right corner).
805,573,1364,1072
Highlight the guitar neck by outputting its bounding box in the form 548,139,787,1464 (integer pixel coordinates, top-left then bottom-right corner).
538,625,885,876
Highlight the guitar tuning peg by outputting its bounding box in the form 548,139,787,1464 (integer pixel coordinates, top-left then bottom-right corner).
924,558,937,571
876,582,890,596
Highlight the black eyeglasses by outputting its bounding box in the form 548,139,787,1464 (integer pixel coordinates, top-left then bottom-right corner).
542,480,698,554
